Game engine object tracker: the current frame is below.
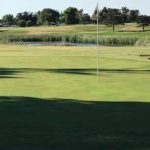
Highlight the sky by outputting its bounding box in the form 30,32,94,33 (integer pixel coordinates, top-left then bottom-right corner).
0,0,150,18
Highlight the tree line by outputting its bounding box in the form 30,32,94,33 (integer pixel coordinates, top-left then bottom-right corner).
0,6,150,31
92,7,150,31
0,7,90,27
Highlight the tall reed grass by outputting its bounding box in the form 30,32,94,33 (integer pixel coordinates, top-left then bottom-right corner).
0,34,144,46
135,37,150,46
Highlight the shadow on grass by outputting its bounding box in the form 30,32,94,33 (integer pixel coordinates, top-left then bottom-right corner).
0,68,23,79
0,96,150,150
0,67,150,78
44,68,150,75
0,30,8,32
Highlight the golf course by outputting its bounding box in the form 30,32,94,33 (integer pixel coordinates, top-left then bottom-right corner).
0,24,150,149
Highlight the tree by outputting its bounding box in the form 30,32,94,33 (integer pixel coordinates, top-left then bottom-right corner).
99,7,108,22
17,20,26,27
26,20,33,27
31,14,38,26
78,9,83,23
81,13,91,24
104,8,124,31
16,12,37,27
36,11,43,25
64,7,80,24
16,12,31,21
127,10,139,22
121,7,129,22
40,8,60,26
59,12,65,23
2,14,14,25
137,15,150,31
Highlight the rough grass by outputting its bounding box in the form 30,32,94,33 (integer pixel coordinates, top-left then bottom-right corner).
2,34,137,46
1,23,150,46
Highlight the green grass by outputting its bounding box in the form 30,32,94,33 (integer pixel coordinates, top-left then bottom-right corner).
1,97,150,150
1,44,150,149
0,45,150,100
1,23,150,37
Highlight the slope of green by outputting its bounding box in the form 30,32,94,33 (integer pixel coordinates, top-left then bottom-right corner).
0,44,150,100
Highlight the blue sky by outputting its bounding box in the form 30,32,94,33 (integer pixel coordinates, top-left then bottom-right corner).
0,0,150,18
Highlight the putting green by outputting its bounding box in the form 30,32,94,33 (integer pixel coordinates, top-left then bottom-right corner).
0,44,150,101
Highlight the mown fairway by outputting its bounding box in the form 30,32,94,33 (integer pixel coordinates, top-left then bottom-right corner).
1,23,150,37
0,44,150,149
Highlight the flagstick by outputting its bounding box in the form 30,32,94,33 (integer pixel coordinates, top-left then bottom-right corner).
97,3,100,80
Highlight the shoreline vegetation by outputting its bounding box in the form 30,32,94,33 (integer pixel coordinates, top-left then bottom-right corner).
1,23,150,46
1,34,138,46
1,33,150,47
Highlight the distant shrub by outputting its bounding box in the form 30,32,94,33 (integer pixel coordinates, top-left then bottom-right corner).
26,20,33,27
17,20,26,27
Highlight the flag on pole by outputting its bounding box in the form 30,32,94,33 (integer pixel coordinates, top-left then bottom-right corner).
96,3,100,80
92,3,100,79
91,3,99,22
